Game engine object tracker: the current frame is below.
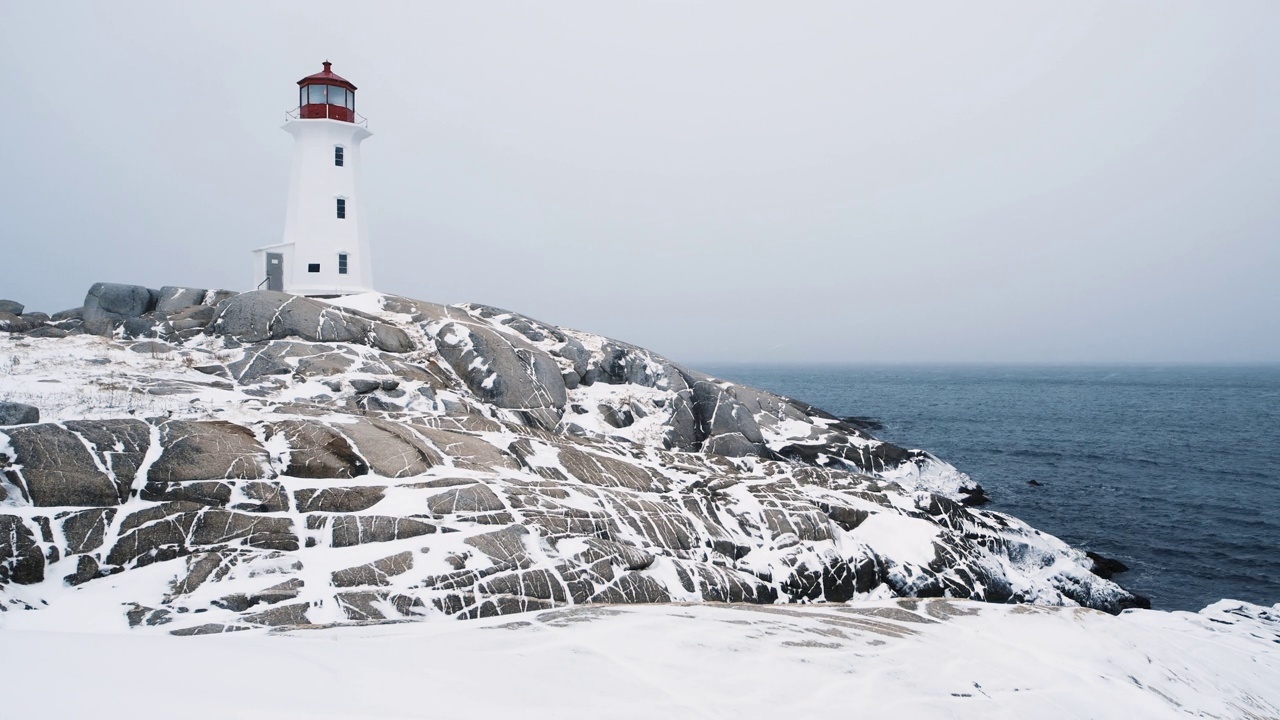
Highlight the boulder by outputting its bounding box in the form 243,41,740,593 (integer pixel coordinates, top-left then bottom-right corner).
333,419,441,478
464,524,533,566
573,539,655,571
82,282,156,321
106,505,297,567
0,312,38,333
328,515,436,547
167,304,216,328
121,316,162,339
169,623,250,636
0,402,39,426
425,484,505,515
58,508,118,555
50,307,84,321
703,432,766,458
155,286,207,313
331,551,414,587
478,568,566,602
267,421,369,479
214,578,303,612
335,591,424,621
209,291,412,353
559,446,667,492
1,424,122,506
241,602,310,627
202,289,239,306
128,339,174,354
409,425,521,472
140,480,233,507
295,486,385,513
424,307,566,412
0,515,44,584
0,300,24,315
589,572,672,604
687,374,764,444
63,419,151,495
81,317,121,337
23,326,67,339
148,420,272,482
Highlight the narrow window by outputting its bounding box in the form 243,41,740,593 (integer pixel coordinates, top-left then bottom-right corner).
338,253,348,275
334,146,344,167
336,198,346,219
307,263,320,273
307,84,326,105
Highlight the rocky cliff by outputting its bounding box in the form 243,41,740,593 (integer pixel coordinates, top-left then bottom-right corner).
0,283,1145,634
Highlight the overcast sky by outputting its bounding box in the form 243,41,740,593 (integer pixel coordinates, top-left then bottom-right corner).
2,2,1277,364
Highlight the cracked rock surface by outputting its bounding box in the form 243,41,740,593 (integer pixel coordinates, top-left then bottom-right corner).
0,288,1148,633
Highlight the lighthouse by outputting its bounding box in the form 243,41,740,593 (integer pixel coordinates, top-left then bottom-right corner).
253,62,374,296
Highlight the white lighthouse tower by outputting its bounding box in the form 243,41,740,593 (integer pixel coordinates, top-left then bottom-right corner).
253,62,373,296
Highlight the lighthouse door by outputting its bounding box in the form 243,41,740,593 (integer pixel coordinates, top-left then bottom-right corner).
266,253,284,292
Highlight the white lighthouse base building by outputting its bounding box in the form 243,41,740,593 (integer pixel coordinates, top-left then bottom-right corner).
253,62,374,297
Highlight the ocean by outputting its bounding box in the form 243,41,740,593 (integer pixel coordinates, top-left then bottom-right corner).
699,364,1280,612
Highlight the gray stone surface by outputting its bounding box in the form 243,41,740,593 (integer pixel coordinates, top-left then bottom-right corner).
214,578,303,611
106,505,297,567
241,601,311,627
295,486,385,513
702,432,766,458
0,312,48,333
334,419,441,478
202,289,239,306
268,421,370,479
331,551,414,587
0,300,24,315
148,420,272,482
156,286,207,313
235,481,291,513
167,303,216,329
63,419,151,496
335,591,424,621
0,515,44,584
140,480,234,507
559,447,667,492
2,424,121,506
688,374,765,444
410,425,521,472
464,525,532,566
329,515,436,548
58,508,118,555
425,484,505,515
419,302,566,413
0,402,40,426
209,291,412,353
82,282,156,321
23,326,67,339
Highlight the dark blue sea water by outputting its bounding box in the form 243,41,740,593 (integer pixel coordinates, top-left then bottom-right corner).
700,364,1280,612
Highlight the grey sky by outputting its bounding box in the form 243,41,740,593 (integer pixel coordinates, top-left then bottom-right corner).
2,1,1277,364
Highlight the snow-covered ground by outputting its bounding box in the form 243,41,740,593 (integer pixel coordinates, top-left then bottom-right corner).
1,598,1277,719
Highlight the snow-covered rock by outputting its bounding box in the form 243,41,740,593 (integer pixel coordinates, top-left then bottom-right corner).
0,288,1155,635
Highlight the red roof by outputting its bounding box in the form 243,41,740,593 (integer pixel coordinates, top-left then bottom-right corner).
297,61,357,91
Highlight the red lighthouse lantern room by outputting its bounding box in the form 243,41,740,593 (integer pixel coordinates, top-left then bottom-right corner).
297,61,358,122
